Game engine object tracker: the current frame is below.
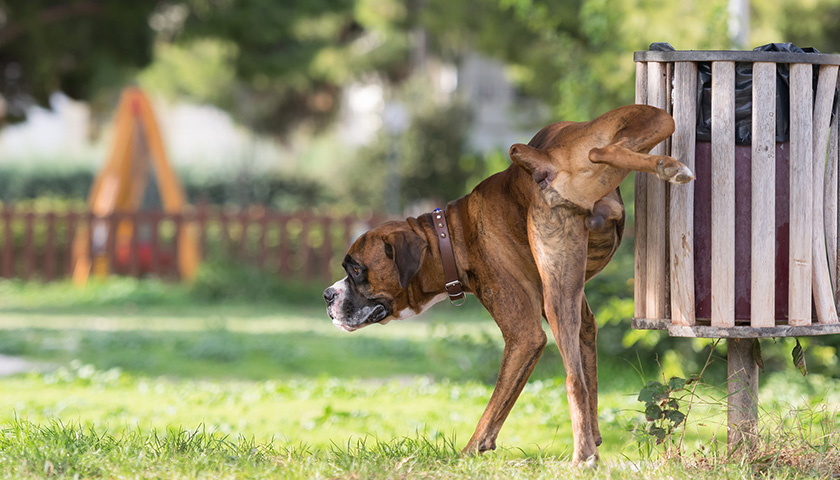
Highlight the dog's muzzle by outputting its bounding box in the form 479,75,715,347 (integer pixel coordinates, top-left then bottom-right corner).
323,284,389,332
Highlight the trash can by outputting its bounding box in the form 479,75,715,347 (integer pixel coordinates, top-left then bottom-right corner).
632,44,840,335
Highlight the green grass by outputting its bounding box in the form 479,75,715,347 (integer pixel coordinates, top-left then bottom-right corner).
0,419,778,479
0,278,839,478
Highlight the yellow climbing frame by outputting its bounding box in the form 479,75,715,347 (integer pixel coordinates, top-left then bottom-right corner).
72,87,199,284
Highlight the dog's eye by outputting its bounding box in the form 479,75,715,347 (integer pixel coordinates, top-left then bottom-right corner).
351,266,361,277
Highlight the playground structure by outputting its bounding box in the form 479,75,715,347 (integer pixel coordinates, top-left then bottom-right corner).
72,87,199,284
632,48,840,450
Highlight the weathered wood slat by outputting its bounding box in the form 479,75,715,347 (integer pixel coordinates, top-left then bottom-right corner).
322,218,334,282
711,61,736,328
789,63,814,326
44,213,56,281
670,323,840,338
633,317,840,337
23,212,35,280
64,212,78,277
727,338,758,451
750,62,777,328
634,61,649,320
669,61,697,327
811,65,839,324
830,70,840,308
645,61,668,320
1,208,12,278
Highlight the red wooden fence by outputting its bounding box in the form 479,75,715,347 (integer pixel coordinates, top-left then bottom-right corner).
0,205,386,283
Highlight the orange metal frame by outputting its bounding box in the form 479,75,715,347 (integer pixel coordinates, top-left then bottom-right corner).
73,88,199,284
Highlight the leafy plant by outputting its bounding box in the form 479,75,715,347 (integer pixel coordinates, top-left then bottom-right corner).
635,376,691,446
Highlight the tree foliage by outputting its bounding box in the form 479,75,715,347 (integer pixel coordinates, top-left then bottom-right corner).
170,0,411,134
7,0,836,134
0,1,156,121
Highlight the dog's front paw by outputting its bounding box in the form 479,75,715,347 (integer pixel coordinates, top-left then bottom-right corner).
572,448,600,468
461,436,496,455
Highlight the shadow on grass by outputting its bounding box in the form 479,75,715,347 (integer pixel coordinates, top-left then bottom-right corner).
0,327,506,383
0,325,657,391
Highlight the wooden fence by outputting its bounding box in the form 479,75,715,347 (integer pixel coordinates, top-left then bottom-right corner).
0,204,385,283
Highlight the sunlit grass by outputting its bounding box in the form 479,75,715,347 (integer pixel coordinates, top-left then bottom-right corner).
1,278,839,477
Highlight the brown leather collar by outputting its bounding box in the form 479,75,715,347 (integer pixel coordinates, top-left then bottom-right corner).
432,208,466,306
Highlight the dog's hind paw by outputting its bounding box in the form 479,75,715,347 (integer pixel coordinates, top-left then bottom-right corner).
657,158,695,184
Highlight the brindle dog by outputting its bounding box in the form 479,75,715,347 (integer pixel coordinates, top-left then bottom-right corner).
324,104,692,466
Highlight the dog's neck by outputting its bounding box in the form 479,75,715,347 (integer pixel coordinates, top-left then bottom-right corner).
407,204,472,300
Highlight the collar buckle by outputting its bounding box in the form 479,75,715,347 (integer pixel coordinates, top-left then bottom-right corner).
445,280,466,306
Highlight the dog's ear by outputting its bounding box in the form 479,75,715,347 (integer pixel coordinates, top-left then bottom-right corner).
509,143,557,190
384,230,427,289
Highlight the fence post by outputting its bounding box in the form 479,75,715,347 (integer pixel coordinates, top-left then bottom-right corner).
44,212,56,281
23,211,35,280
2,206,14,278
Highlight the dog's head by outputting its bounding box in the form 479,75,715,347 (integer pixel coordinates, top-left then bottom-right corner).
323,221,429,332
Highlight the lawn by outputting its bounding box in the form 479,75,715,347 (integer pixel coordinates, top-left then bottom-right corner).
0,278,838,478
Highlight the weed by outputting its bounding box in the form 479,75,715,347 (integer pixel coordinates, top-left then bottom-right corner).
633,376,691,447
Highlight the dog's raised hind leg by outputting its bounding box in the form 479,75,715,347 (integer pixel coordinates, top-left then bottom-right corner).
589,143,693,184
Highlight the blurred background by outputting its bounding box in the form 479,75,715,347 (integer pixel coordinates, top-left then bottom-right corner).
1,0,840,458
3,0,840,216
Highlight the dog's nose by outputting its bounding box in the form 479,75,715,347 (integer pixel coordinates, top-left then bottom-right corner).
323,287,337,305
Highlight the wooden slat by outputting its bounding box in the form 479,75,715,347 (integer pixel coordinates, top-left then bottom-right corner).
279,216,290,275
670,61,697,327
811,65,839,324
711,61,736,328
322,218,333,282
727,338,758,451
239,211,250,259
64,212,78,277
148,213,160,275
789,63,814,326
301,218,313,281
258,215,269,266
1,207,12,278
634,61,649,320
129,212,141,277
23,212,34,280
750,62,777,328
44,212,56,281
635,317,840,338
830,70,840,308
645,61,668,320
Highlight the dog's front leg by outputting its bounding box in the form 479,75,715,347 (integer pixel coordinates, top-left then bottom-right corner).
530,207,598,466
462,281,546,454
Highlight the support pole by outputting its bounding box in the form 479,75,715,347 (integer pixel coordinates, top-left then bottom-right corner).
727,338,758,454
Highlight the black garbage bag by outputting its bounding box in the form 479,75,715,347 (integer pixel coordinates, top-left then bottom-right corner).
650,42,831,145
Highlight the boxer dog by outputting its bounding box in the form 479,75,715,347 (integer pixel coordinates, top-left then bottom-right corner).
323,104,693,465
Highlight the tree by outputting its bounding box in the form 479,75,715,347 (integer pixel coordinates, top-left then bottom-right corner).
162,0,412,134
422,0,731,121
0,1,157,121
